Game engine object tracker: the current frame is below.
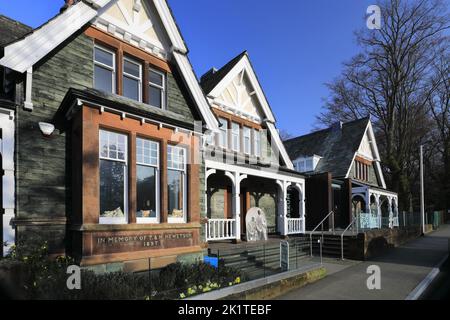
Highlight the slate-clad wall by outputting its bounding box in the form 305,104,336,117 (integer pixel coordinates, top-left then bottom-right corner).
15,32,94,252
15,29,201,253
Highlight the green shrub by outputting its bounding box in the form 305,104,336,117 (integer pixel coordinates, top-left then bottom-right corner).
1,243,243,300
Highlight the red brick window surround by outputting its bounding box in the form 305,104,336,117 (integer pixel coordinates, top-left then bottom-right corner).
77,105,200,226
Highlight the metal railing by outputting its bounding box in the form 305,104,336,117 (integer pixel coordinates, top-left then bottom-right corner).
309,211,334,256
206,219,236,241
287,218,304,235
341,216,359,260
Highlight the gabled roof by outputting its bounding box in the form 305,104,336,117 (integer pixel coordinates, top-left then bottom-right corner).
284,117,370,178
200,51,294,169
0,15,32,48
200,51,247,95
0,0,219,131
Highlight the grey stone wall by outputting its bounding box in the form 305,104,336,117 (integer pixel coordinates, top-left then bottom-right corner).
166,72,196,122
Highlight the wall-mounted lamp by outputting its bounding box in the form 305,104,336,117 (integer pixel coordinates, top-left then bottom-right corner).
38,122,55,137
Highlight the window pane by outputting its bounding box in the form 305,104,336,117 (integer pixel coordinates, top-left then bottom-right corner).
124,60,140,77
136,138,158,166
136,165,157,219
100,159,125,218
123,76,139,101
149,85,162,108
232,123,240,151
94,65,113,93
167,145,185,170
149,70,163,86
168,169,184,218
95,47,113,67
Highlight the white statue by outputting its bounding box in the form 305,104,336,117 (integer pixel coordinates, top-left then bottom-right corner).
246,207,268,241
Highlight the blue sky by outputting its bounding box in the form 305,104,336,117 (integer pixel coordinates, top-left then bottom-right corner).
0,0,374,136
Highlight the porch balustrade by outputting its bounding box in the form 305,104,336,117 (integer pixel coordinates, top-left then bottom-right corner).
206,219,236,241
359,212,380,229
287,218,304,235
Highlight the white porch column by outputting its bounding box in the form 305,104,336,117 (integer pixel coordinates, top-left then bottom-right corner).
232,172,241,241
277,180,288,236
375,194,382,228
388,197,394,229
1,108,15,257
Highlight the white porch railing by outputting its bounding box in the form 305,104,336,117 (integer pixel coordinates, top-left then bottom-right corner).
206,219,236,241
287,218,304,235
392,216,399,227
359,212,380,229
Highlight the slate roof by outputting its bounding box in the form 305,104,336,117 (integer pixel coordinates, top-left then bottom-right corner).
0,15,32,48
55,88,197,131
199,50,247,94
283,117,370,178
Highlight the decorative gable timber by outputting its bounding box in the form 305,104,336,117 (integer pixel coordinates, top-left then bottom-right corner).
0,0,219,131
201,52,294,169
95,0,170,59
346,120,386,188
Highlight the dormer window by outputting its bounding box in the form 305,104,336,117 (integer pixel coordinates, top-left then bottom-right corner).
294,155,321,173
94,46,116,94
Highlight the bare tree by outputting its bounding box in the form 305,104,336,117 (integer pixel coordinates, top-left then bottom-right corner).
317,0,449,211
427,49,450,211
279,129,294,141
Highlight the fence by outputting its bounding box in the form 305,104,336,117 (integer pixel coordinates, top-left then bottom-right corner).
207,237,318,283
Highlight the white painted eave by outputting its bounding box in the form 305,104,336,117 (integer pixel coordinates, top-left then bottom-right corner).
0,1,102,73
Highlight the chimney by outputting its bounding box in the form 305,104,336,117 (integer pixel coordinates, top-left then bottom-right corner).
60,0,77,12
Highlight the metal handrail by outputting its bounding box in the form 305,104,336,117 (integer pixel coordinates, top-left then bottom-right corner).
340,215,359,260
309,211,334,257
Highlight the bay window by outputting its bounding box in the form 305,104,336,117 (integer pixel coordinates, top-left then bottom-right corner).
218,117,228,148
231,122,240,152
136,138,159,223
123,57,142,102
243,126,251,154
149,68,166,109
99,130,128,224
167,145,187,223
94,46,116,93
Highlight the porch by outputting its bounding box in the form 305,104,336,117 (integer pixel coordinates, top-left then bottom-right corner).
352,184,399,230
204,160,305,242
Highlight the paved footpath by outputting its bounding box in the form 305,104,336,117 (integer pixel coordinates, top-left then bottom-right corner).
277,225,450,300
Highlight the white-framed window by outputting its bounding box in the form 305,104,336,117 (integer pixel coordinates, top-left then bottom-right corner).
231,122,240,152
123,57,142,102
218,117,228,148
243,126,251,154
167,145,187,223
136,137,159,223
94,45,116,94
254,129,261,157
294,156,321,173
99,129,128,224
148,68,166,109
